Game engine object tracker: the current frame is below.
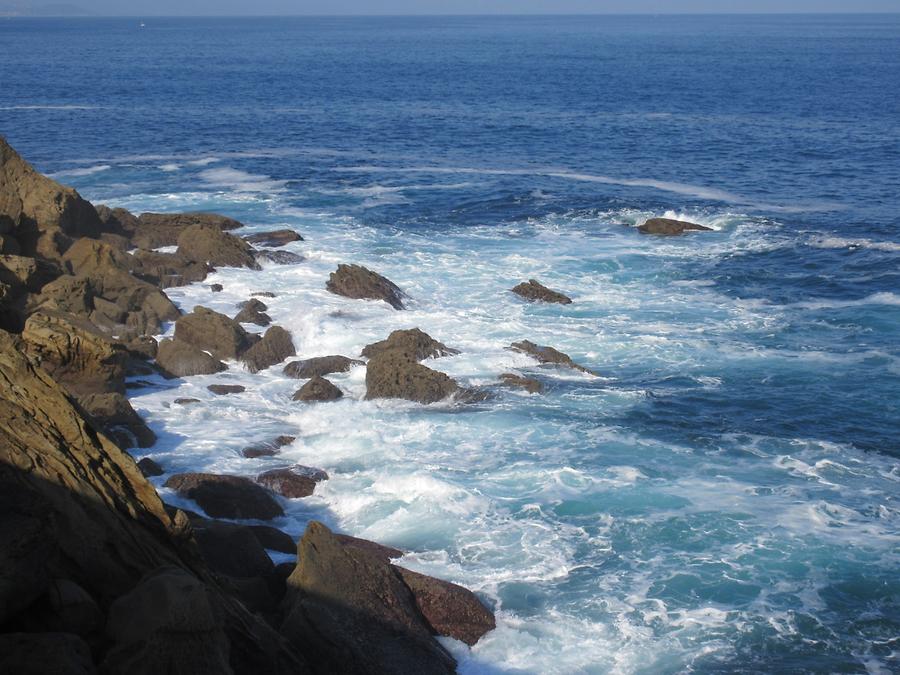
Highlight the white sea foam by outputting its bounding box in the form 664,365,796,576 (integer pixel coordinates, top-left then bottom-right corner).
198,167,288,193
810,236,900,253
49,164,111,178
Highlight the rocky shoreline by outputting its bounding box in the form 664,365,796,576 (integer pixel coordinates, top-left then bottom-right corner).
0,136,709,673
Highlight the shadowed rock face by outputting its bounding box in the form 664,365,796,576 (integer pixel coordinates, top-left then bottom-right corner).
511,279,572,304
292,375,343,402
0,633,97,675
361,328,459,361
283,355,362,379
164,473,284,521
637,217,713,236
281,521,457,675
77,392,157,449
326,264,405,310
241,326,295,374
510,339,597,375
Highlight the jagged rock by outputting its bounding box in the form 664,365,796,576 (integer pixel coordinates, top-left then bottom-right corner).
637,217,713,236
176,223,260,270
499,373,544,393
164,473,284,521
283,355,363,379
191,521,275,579
281,521,456,675
234,304,271,326
256,465,328,499
248,525,296,555
137,458,164,478
396,567,496,646
131,249,211,288
255,249,305,265
242,435,295,459
102,567,232,675
22,311,127,396
173,398,202,406
0,137,101,258
131,211,244,249
0,632,97,675
0,254,60,292
207,384,245,395
326,263,405,310
77,392,157,448
243,229,303,247
511,279,572,304
292,375,343,403
365,350,458,404
510,340,596,375
241,326,295,373
362,328,459,361
156,338,227,378
210,283,223,292
174,306,257,361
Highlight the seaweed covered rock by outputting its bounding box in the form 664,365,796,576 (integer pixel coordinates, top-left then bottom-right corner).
637,217,712,236
326,264,405,310
511,279,572,304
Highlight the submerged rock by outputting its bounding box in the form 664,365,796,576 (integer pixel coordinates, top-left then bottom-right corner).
283,355,362,379
243,229,303,247
241,435,295,459
176,223,260,270
255,249,305,265
241,326,295,373
164,473,284,520
510,339,596,375
207,384,245,395
511,279,572,304
326,263,406,310
499,372,544,393
637,217,712,236
362,328,459,361
292,375,343,403
156,338,227,378
256,465,328,499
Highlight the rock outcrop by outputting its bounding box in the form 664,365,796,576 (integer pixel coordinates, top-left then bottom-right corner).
510,339,596,375
174,306,257,361
499,372,544,393
283,355,363,379
164,473,284,521
176,223,260,270
365,350,459,404
637,217,712,236
326,264,405,310
361,328,459,361
511,279,573,304
156,338,227,378
241,325,295,373
292,375,343,403
243,229,303,247
127,211,244,249
207,384,246,395
257,465,328,499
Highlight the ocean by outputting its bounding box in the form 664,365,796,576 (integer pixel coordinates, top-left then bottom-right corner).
2,14,899,674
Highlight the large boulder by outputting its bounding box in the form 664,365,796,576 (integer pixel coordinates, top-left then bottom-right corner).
174,306,257,361
283,355,363,379
241,325,295,373
637,217,713,236
281,521,457,675
510,339,596,375
326,264,405,310
176,223,260,270
0,137,102,258
76,392,157,448
365,350,459,404
156,338,227,378
22,311,127,396
292,375,343,403
164,473,284,521
243,229,303,247
256,465,328,499
132,211,244,250
362,328,459,361
511,279,572,304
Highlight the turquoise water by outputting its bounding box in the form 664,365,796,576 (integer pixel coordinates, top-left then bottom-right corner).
2,15,899,673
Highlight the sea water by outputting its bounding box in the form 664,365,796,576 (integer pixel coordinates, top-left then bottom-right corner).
2,15,899,673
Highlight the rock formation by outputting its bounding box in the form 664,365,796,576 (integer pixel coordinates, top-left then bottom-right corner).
326,264,406,310
283,355,362,379
292,375,344,402
510,339,596,375
637,217,713,235
511,278,573,304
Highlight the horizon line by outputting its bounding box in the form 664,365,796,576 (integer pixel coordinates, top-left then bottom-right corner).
5,11,900,18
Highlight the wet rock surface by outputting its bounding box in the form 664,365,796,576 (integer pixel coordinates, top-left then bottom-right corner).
499,372,544,393
511,278,573,304
174,306,257,361
510,339,596,375
362,328,459,361
243,229,303,247
292,375,343,402
637,217,713,235
283,355,362,379
176,223,260,270
326,263,406,309
241,326,295,373
257,465,329,499
207,384,246,395
164,472,284,520
156,338,227,378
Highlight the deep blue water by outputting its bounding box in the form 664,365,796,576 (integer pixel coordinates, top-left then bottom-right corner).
2,15,899,674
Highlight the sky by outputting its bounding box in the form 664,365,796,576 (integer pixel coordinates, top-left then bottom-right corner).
22,1,900,16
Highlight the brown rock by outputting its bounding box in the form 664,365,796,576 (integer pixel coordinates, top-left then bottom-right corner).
255,249,305,265
499,373,544,393
281,521,456,675
156,338,227,378
241,325,295,373
243,229,303,247
207,384,246,395
0,254,60,292
241,436,294,459
510,339,596,375
137,457,164,477
173,397,202,406
234,304,271,326
164,473,284,520
326,263,405,310
292,375,343,403
62,238,132,278
365,350,458,404
396,567,495,646
77,392,157,449
18,578,104,638
174,306,256,361
132,211,244,249
176,223,260,270
209,283,223,292
251,291,276,298
283,355,362,379
256,465,328,499
511,279,572,304
334,534,403,564
637,217,713,236
362,328,459,361
237,298,268,312
131,249,211,288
